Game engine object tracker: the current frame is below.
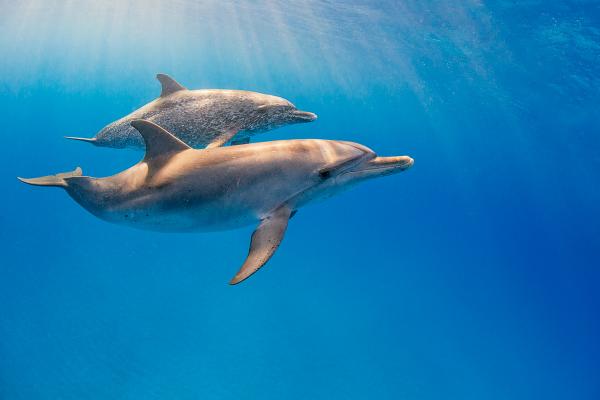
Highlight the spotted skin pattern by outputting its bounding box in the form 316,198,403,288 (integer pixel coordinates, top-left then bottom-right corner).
76,75,317,149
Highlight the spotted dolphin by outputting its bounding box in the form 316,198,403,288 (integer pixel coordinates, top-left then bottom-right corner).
66,74,317,149
21,120,413,284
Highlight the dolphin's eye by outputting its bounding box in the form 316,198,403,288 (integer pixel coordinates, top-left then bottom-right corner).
319,170,331,179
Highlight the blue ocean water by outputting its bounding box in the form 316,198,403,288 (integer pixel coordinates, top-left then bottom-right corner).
1,1,599,399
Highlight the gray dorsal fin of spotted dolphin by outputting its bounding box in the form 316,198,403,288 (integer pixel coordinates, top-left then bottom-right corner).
130,119,191,162
230,205,293,285
156,73,187,97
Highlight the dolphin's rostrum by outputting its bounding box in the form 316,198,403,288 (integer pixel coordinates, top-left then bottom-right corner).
66,74,317,149
21,120,413,284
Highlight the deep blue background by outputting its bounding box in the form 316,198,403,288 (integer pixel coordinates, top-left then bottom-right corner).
1,1,599,399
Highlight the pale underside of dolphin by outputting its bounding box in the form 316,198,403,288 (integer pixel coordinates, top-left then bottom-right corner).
21,120,413,284
65,74,317,149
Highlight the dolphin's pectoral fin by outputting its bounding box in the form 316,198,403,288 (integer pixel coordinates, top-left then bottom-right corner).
231,137,250,146
130,119,191,162
206,129,239,149
229,205,292,285
18,167,83,188
156,73,187,97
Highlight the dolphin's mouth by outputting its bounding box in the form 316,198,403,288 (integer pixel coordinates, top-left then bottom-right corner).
340,156,414,179
292,110,318,122
361,156,414,172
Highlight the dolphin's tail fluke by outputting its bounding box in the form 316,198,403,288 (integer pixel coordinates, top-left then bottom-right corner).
18,167,83,188
65,136,97,145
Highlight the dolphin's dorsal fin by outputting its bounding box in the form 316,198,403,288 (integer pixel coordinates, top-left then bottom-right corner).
156,73,187,97
130,119,191,161
229,205,292,285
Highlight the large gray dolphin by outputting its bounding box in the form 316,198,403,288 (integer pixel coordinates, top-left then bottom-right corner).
66,74,317,149
20,120,413,284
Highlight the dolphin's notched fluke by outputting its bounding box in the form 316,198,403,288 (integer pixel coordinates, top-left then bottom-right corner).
230,205,292,285
65,136,97,145
18,167,83,188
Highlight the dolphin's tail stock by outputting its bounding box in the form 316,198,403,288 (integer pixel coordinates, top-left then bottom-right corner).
64,136,97,145
18,167,83,188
